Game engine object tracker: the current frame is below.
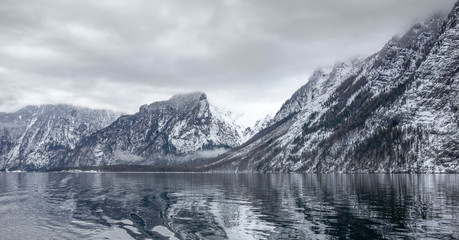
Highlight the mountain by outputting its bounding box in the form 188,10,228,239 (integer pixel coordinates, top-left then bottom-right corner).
0,105,121,171
202,2,459,173
62,92,246,167
240,114,274,142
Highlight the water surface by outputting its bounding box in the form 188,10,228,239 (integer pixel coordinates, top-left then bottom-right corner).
0,173,458,239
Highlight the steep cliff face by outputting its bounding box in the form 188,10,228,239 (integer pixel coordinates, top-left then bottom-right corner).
204,2,459,173
63,92,245,167
0,105,121,170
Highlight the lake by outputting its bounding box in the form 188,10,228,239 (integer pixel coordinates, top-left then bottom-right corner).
0,173,458,239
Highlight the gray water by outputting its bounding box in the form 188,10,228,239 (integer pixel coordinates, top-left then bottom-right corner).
0,173,458,240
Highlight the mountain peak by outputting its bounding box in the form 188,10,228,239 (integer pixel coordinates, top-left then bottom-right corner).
62,91,244,166
448,0,459,28
168,92,207,108
140,92,208,113
381,15,444,53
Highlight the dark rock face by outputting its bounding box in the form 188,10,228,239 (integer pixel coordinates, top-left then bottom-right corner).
63,92,244,167
0,105,121,170
205,2,459,173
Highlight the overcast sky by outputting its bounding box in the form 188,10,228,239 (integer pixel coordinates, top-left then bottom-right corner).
0,0,456,125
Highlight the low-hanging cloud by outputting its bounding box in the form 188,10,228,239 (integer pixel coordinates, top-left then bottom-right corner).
0,0,456,125
114,150,144,163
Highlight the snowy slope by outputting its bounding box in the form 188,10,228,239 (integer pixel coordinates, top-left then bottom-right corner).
0,105,121,170
63,92,248,167
202,2,459,173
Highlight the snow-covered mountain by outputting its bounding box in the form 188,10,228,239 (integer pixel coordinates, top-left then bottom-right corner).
62,92,247,167
240,114,274,143
2,2,458,173
0,105,121,170
202,2,459,173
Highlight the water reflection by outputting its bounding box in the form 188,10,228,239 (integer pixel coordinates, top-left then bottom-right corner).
0,173,458,239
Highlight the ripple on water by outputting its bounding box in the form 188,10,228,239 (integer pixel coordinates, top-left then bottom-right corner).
0,173,458,239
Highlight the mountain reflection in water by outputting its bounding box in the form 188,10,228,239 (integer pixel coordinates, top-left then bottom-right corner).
0,173,458,239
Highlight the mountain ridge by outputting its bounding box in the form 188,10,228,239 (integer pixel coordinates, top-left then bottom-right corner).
0,104,122,170
61,92,248,168
201,4,459,173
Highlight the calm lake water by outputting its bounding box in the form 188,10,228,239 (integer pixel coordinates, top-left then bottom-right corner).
0,173,458,240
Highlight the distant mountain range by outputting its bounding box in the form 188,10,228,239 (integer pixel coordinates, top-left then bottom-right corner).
1,1,458,172
0,93,251,171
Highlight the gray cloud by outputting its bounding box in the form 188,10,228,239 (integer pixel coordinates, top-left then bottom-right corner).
0,0,456,124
